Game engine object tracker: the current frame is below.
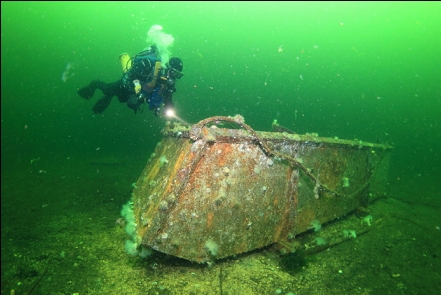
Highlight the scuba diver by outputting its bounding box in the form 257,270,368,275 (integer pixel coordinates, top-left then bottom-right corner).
77,44,184,115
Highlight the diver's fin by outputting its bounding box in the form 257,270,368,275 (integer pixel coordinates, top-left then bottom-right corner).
77,80,104,99
92,95,113,114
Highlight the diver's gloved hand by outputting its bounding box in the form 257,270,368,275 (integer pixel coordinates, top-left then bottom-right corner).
133,80,141,94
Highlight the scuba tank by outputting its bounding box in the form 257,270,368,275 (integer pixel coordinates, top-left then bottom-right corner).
119,46,166,114
119,53,132,73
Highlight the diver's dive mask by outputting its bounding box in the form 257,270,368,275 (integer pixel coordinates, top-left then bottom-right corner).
168,68,184,80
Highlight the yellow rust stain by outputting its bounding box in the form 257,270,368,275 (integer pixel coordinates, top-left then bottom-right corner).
163,148,188,194
143,160,160,183
202,127,210,137
207,211,214,228
273,222,284,241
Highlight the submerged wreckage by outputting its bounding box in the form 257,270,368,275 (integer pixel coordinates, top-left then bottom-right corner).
126,115,392,263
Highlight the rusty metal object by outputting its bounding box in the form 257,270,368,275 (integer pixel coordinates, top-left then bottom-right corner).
131,116,392,263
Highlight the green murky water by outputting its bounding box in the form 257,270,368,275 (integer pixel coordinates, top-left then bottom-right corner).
2,2,440,294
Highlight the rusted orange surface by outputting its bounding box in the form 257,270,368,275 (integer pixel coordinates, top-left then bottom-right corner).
131,120,392,263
